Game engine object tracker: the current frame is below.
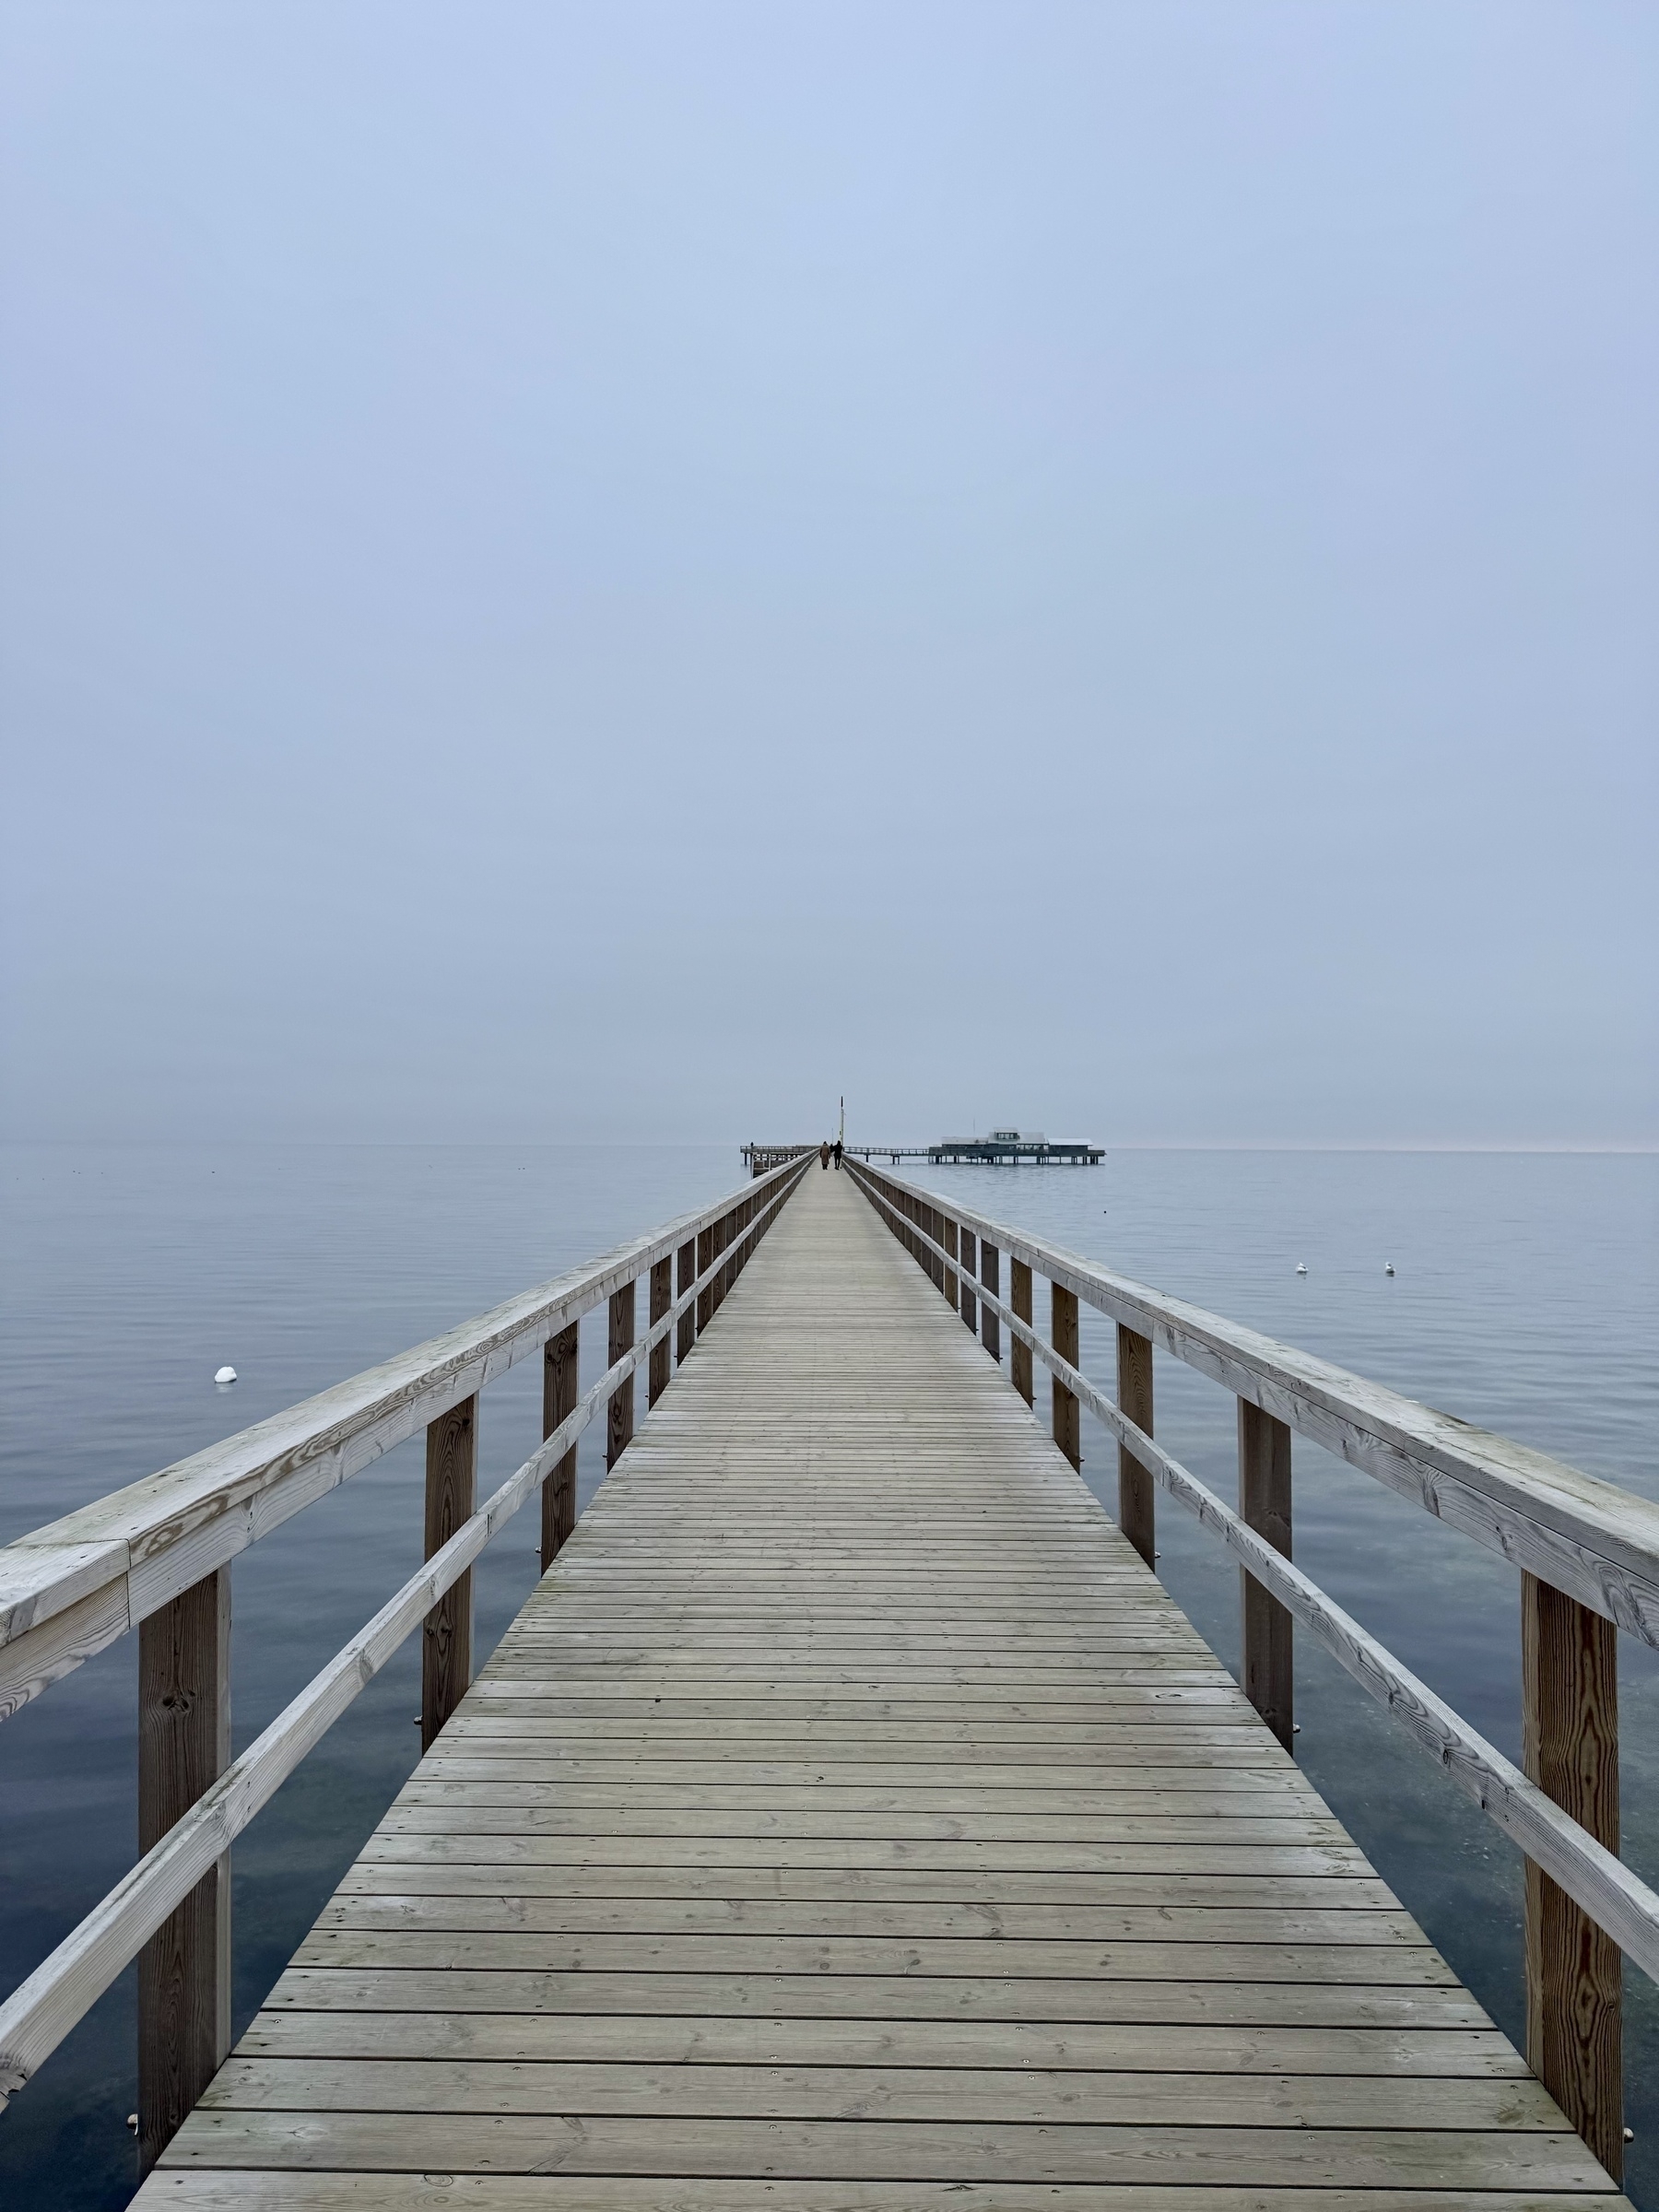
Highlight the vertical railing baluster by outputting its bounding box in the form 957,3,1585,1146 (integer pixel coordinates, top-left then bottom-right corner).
1052,1282,1081,1469
541,1324,578,1571
607,1281,636,1467
137,1568,230,2173
943,1217,959,1314
981,1239,1001,1362
1010,1259,1034,1406
1238,1400,1293,1749
1116,1325,1155,1569
1523,1573,1621,2180
959,1226,977,1334
423,1395,477,1747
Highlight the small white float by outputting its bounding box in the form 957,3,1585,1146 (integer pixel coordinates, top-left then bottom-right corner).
215,1366,238,1384
1384,1262,1395,1277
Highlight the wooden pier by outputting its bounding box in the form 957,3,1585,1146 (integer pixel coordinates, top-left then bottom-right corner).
3,1155,1655,2207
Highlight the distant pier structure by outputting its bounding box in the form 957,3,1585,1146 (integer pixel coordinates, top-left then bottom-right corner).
743,1128,1102,1173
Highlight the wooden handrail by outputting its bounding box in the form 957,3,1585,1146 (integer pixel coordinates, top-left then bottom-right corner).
0,1153,811,1724
844,1156,1642,2177
0,1157,811,2114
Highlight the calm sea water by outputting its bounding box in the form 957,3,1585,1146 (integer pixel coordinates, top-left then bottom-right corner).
2,1143,1655,2206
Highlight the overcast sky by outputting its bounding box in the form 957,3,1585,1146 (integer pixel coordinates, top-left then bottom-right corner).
2,3,1653,1147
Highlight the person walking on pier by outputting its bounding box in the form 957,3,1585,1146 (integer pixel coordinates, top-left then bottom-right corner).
832,1138,843,1170
819,1140,830,1169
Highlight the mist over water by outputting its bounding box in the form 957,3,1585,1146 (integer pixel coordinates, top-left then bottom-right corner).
1,1141,1655,2206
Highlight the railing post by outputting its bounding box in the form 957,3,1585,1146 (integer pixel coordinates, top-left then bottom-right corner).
1116,1324,1155,1570
930,1206,945,1291
607,1280,636,1468
1238,1400,1294,1751
943,1218,959,1314
980,1240,1001,1362
959,1227,977,1333
541,1324,578,1571
696,1225,713,1335
1011,1259,1034,1405
676,1236,696,1365
1523,1572,1621,2180
422,1394,476,1748
648,1255,672,1408
1052,1282,1081,1469
137,1566,230,2173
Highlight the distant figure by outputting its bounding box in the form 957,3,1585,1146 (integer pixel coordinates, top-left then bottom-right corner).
832,1139,843,1171
819,1141,830,1169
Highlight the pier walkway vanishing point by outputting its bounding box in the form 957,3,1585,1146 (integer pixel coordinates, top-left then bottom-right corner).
5,1154,1657,2208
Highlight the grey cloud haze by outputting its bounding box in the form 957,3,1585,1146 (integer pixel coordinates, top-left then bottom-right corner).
2,2,1653,1146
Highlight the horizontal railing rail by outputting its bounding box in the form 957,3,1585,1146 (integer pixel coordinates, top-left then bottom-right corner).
0,1150,813,2168
844,1156,1644,2183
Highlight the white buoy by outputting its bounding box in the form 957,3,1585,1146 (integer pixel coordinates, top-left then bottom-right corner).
1384,1262,1395,1277
215,1366,237,1384
1295,1262,1308,1276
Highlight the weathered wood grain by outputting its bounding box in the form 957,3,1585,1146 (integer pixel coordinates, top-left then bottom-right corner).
138,1566,231,2172
539,1326,578,1573
1240,1399,1293,1752
1524,1571,1621,2178
422,1398,477,1749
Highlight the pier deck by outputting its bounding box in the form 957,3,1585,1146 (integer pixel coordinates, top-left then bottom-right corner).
143,1168,1625,2208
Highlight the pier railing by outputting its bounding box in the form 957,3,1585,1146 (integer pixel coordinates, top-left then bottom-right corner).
844,1156,1657,2183
0,1151,812,2166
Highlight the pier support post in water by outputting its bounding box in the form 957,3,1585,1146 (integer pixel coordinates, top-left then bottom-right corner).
1010,1259,1034,1406
423,1395,477,1747
138,1566,230,2173
1051,1283,1080,1470
649,1256,673,1408
1523,1572,1621,2180
541,1324,578,1571
1238,1400,1294,1751
1117,1325,1155,1570
980,1240,1000,1362
607,1280,636,1468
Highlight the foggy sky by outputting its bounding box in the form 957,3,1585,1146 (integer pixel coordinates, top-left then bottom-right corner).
2,3,1653,1147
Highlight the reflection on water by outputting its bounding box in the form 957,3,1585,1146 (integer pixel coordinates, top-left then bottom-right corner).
1,1143,1654,2206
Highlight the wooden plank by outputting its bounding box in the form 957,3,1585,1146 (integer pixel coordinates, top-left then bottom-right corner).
421,1396,476,1749
141,2180,1635,2212
1239,1399,1293,1751
157,2110,1612,2187
1523,1571,1621,2178
540,1325,578,1573
138,1566,231,2173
